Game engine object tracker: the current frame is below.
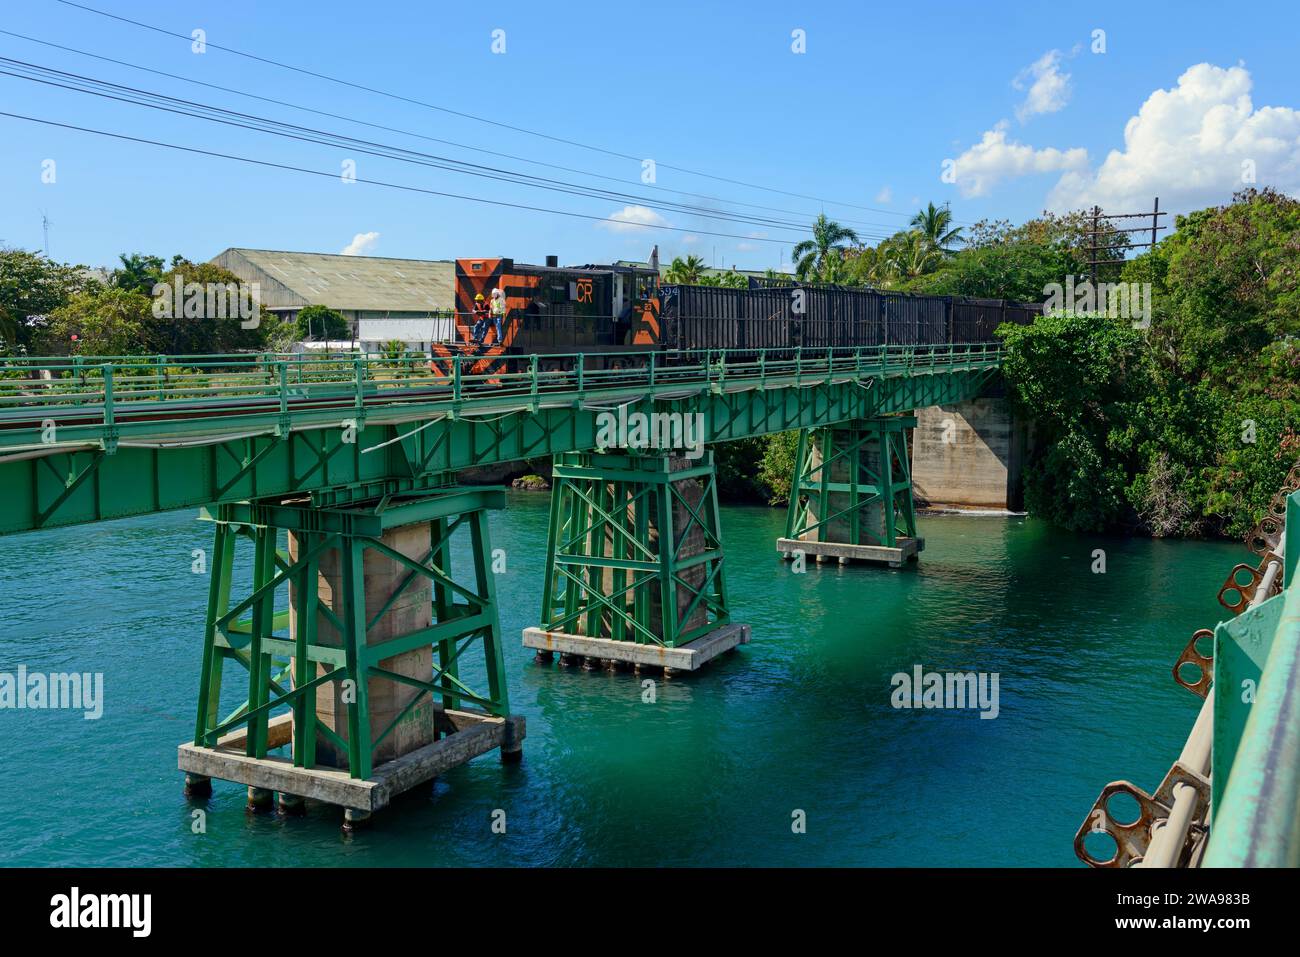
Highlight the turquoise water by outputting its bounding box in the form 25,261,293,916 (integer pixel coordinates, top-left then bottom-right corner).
0,494,1241,866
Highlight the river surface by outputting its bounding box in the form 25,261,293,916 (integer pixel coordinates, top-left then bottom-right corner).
0,492,1241,866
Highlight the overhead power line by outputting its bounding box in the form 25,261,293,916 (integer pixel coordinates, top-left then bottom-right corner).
0,109,809,246
1,57,872,241
0,28,917,236
52,0,951,222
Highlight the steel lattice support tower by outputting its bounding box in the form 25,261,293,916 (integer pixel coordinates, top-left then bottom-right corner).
183,487,518,810
537,451,731,652
778,416,923,567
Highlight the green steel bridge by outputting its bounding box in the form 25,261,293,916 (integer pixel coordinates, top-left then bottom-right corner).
0,343,1296,861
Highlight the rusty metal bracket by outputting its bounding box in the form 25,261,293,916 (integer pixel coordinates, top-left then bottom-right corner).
1073,781,1169,868
1153,761,1212,820
1217,564,1263,614
1074,762,1212,868
1247,463,1300,556
1173,628,1214,698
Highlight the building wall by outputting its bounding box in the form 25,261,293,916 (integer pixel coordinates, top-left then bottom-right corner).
911,398,1027,510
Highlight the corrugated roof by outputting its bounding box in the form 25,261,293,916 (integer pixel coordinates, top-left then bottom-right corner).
211,248,455,312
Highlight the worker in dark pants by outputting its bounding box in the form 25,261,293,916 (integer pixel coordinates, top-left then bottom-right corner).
471,292,489,345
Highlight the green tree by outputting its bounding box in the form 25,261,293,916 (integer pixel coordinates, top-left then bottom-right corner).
144,259,265,354
0,247,97,350
297,304,351,341
909,202,964,253
112,253,166,295
998,310,1151,531
664,255,707,284
46,287,151,356
791,214,859,281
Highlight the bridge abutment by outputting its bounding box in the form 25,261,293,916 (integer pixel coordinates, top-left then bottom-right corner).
911,398,1027,511
777,416,923,568
178,488,524,824
523,450,750,672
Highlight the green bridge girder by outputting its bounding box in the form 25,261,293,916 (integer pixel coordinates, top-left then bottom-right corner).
0,346,1002,535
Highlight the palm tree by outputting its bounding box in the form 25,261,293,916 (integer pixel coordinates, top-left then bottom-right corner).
909,202,964,253
664,254,707,284
791,214,859,281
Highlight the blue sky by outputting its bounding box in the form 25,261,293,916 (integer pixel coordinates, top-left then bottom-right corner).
2,0,1298,271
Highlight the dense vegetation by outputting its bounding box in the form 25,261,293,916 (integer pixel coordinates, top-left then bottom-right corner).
0,250,349,356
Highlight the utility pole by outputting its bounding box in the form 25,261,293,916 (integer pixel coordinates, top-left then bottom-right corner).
1084,198,1166,281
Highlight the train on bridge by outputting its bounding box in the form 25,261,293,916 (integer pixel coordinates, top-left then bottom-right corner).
432,256,1041,375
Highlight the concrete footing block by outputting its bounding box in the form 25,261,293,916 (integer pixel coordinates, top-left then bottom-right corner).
179,708,526,818
522,622,751,673
775,537,924,567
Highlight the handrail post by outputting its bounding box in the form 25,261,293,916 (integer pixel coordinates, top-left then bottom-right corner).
353,357,365,415
529,354,539,408
452,354,463,404
796,346,802,386
826,347,833,386
576,354,585,396
648,351,657,389
102,363,115,436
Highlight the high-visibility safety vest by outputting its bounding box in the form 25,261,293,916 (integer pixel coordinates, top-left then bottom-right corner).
490,297,505,318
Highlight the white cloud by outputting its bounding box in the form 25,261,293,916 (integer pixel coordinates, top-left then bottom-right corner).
950,121,1088,197
682,234,701,245
1014,50,1072,123
1048,63,1300,212
599,205,669,233
340,231,380,256
737,231,767,252
875,186,893,203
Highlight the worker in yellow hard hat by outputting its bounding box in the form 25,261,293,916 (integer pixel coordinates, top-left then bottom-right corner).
471,292,489,344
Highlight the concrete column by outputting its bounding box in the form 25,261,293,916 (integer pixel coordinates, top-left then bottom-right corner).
797,427,887,546
289,523,437,773
911,398,1027,510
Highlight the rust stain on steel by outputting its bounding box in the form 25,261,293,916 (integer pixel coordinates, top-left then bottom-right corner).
1173,628,1214,698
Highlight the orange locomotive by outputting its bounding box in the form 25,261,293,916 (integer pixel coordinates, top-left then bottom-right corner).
429,257,662,379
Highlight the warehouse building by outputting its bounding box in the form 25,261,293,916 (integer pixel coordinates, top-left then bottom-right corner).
210,248,456,351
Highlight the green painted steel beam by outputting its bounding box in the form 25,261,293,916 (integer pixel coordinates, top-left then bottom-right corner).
1205,489,1300,866
0,346,999,535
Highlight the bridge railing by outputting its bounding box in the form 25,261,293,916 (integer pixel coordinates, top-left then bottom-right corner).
1202,488,1300,867
0,343,1003,432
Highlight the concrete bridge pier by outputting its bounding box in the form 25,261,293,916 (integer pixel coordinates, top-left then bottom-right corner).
777,416,923,568
523,451,750,672
178,489,524,825
910,398,1027,511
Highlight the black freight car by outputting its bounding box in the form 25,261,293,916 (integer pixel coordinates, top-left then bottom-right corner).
657,280,1039,354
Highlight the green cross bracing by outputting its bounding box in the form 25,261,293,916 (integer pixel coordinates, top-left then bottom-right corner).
785,417,920,550
194,488,509,780
0,346,1002,536
541,451,730,650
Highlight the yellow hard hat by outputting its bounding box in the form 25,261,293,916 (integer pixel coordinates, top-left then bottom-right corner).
474,293,485,301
